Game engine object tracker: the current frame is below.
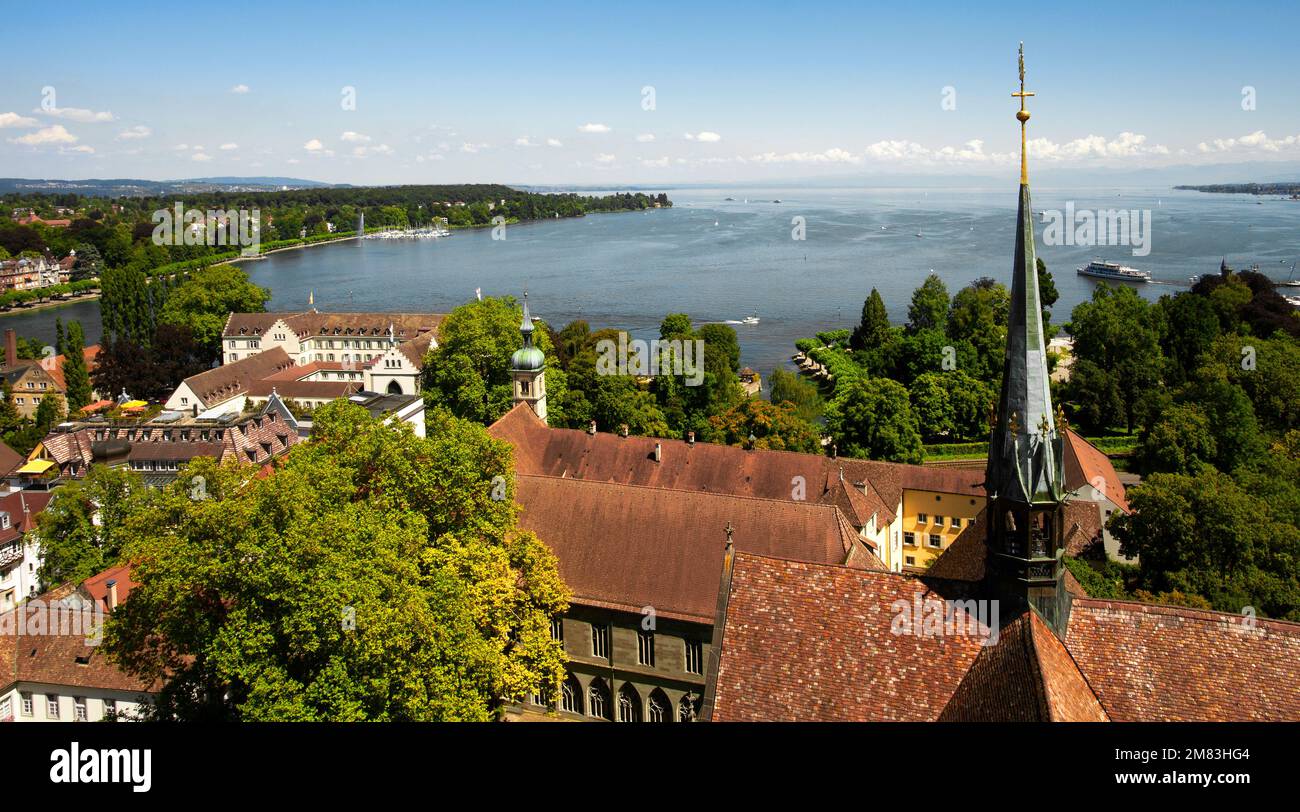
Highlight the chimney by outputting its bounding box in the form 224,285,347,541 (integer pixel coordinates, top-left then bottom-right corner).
4,328,15,369
619,424,629,438
106,579,118,610
653,442,662,463
831,443,838,458
687,431,695,445
588,420,597,435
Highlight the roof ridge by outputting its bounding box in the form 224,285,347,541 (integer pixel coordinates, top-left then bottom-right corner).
1072,596,1300,631
513,471,851,514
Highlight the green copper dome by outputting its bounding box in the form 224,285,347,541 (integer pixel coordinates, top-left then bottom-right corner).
511,345,545,371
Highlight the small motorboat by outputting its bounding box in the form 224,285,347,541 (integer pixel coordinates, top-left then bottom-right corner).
741,315,760,325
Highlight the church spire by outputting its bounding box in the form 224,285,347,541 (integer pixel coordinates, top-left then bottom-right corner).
988,42,1060,507
985,44,1068,634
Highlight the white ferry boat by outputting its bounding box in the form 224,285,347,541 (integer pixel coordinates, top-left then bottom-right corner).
1076,259,1151,283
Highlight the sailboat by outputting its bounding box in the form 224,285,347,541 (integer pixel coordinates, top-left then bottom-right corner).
1280,262,1300,288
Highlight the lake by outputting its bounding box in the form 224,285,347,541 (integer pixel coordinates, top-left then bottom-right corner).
6,185,1298,380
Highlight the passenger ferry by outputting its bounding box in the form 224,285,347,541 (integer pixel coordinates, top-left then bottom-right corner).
1076,259,1151,283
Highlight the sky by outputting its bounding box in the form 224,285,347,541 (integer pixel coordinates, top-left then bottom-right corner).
3,0,1300,186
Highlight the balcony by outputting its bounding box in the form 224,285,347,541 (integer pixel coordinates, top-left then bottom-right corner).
0,543,22,568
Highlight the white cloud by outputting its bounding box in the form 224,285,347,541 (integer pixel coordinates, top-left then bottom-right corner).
1029,132,1166,161
38,107,114,123
230,84,250,94
546,138,563,147
191,152,212,162
340,131,371,143
0,112,39,128
9,124,78,146
219,142,238,150
353,143,393,157
117,125,151,140
287,158,301,164
749,147,863,165
63,144,95,154
173,143,189,151
460,142,488,153
636,133,655,143
595,153,616,164
1197,129,1300,154
640,156,670,168
304,138,325,151
578,123,610,133
515,136,537,147
685,131,722,143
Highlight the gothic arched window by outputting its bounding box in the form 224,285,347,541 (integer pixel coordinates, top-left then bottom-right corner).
647,689,670,723
588,678,610,720
617,684,641,722
387,380,403,395
678,693,700,722
560,675,581,715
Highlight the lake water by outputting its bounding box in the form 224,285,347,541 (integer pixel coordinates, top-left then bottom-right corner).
6,186,1298,379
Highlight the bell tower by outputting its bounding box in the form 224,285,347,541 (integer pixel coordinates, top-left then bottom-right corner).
985,44,1068,631
510,293,548,424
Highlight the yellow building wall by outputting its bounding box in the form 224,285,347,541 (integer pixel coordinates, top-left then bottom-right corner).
900,488,987,570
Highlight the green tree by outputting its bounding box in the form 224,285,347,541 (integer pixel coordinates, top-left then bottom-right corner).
61,321,93,411
1133,402,1217,476
35,465,143,587
908,372,956,439
158,265,270,358
103,401,570,721
422,296,566,425
706,398,821,453
1068,284,1165,432
768,368,824,424
907,273,950,334
849,288,892,351
826,377,924,463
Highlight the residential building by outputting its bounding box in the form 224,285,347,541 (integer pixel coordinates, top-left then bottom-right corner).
27,394,300,487
0,490,53,611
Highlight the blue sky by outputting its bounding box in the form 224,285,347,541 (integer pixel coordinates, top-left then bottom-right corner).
3,0,1299,185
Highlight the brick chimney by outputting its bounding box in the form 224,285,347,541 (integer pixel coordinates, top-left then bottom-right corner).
4,328,15,369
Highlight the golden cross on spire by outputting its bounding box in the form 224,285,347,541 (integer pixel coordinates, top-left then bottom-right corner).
1012,42,1035,185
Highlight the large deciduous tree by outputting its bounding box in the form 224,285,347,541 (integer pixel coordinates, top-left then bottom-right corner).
103,401,570,720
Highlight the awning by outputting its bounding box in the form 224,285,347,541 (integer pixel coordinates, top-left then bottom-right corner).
120,400,148,409
16,459,55,475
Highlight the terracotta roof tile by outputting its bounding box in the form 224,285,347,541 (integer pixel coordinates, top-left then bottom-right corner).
709,553,987,721
1064,598,1300,721
514,475,865,624
1064,429,1128,512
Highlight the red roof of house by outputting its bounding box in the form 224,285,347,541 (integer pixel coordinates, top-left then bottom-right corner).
1063,429,1129,512
81,564,139,611
47,345,100,391
514,474,878,624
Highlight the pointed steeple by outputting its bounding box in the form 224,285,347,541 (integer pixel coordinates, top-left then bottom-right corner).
510,292,547,423
985,44,1069,636
519,292,535,339
987,42,1063,507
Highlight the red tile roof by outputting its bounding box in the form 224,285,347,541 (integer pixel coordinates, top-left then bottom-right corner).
46,345,100,391
1064,429,1128,512
708,552,988,721
222,311,443,342
514,475,877,624
0,441,23,477
492,403,909,530
1064,598,1300,721
180,347,294,408
81,564,139,610
940,611,1108,721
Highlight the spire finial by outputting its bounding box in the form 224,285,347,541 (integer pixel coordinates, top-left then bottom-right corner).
1012,42,1035,185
